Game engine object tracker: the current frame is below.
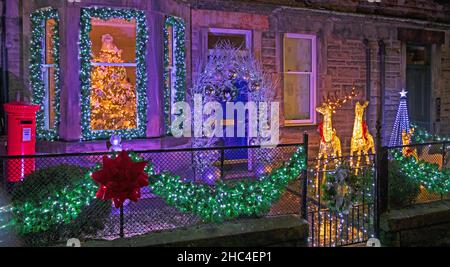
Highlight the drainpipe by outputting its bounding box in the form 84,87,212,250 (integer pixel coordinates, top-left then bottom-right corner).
0,0,9,135
377,39,386,149
375,39,387,238
364,39,371,122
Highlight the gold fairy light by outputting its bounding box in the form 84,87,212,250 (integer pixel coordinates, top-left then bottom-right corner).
315,87,357,191
402,128,418,160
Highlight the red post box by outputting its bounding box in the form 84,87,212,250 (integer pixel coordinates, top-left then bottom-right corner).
4,102,40,182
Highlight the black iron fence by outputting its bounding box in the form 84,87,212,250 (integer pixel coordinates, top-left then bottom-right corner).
377,141,450,213
0,142,306,246
305,154,376,247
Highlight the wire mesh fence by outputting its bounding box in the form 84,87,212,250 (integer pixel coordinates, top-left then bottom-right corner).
0,144,303,246
385,141,450,210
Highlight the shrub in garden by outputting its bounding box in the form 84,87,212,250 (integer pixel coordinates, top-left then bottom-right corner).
11,165,110,246
388,161,421,209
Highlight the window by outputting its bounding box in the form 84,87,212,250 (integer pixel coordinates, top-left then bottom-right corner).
42,18,57,130
283,33,316,125
208,28,252,52
167,24,176,117
89,17,138,131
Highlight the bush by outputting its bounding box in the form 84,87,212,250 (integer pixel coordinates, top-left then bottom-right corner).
388,161,421,209
11,165,111,246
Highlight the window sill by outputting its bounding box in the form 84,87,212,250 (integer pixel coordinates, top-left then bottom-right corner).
283,123,318,128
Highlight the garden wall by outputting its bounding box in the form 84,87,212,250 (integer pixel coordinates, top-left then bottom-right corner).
380,200,450,247
76,215,309,247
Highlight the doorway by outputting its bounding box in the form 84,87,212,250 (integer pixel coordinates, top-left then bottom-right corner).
406,45,432,130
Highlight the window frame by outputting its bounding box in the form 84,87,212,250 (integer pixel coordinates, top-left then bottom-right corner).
30,8,61,141
283,33,317,126
164,16,187,135
207,28,252,53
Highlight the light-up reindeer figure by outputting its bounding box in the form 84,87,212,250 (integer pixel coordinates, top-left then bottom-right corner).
402,128,419,161
315,88,356,188
350,101,376,175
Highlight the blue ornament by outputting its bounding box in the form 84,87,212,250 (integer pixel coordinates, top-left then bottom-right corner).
233,78,249,92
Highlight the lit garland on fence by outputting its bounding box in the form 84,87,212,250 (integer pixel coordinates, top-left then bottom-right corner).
11,172,99,235
411,124,450,143
29,8,61,141
79,8,148,140
5,148,305,234
148,146,306,223
392,150,450,195
164,16,186,135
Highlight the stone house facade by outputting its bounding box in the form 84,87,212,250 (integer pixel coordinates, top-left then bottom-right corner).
1,0,449,153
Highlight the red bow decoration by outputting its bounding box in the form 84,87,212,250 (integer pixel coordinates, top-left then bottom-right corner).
92,151,149,208
405,148,415,156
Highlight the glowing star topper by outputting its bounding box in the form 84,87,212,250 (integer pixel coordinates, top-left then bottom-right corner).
400,89,408,98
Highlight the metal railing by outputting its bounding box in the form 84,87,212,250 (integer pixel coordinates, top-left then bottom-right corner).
305,154,376,247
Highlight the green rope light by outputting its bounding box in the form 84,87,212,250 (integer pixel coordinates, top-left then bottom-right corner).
29,8,61,141
163,16,186,135
392,150,450,195
148,146,306,223
79,7,149,141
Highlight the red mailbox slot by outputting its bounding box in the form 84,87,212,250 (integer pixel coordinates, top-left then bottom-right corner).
4,102,40,182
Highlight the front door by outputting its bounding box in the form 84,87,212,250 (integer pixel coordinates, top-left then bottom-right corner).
222,90,248,161
406,45,432,130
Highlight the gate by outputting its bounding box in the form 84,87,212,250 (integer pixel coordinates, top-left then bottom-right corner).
305,155,376,247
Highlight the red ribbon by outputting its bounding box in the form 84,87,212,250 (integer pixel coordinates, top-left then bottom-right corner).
362,121,369,141
318,122,325,142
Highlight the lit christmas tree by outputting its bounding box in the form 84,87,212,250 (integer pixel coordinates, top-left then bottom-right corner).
90,34,137,131
389,89,411,147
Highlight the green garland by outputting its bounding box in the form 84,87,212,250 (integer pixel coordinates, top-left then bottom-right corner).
392,150,450,195
412,124,450,143
163,16,186,135
79,7,148,141
29,8,61,141
148,146,306,223
11,167,100,235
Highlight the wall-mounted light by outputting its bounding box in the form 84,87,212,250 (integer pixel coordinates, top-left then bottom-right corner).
109,135,123,152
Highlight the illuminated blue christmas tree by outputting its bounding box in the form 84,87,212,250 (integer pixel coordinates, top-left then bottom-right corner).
389,89,410,147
